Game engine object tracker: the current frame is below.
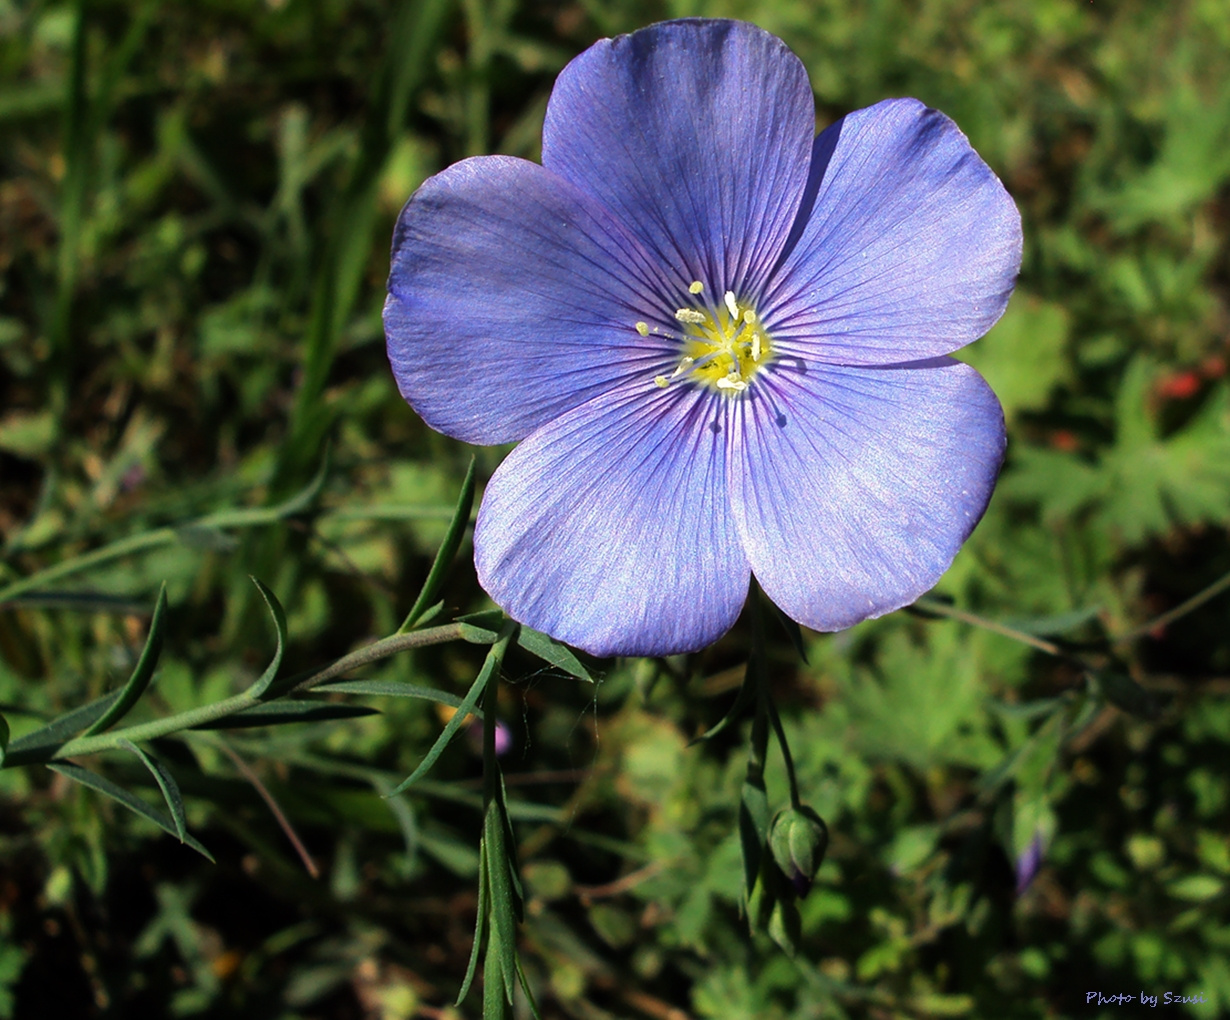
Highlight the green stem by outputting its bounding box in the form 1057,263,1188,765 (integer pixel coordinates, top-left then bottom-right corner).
750,585,800,809
912,596,1064,657
1112,566,1230,646
41,623,466,761
482,646,501,809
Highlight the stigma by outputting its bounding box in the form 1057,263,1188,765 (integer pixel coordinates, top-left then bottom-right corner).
650,287,771,395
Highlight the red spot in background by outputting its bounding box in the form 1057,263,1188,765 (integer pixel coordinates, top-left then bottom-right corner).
1049,429,1079,452
1200,355,1226,379
1156,370,1201,401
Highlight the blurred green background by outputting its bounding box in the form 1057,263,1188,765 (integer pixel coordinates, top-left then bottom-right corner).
2,0,1230,1017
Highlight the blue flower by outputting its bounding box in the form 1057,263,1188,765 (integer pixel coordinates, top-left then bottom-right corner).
385,19,1021,657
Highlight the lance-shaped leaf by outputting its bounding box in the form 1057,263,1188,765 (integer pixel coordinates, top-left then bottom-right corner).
387,625,513,795
4,691,122,766
190,700,378,730
86,583,169,736
312,679,474,714
456,609,505,644
691,662,758,746
456,837,490,1006
516,625,593,683
245,576,287,700
400,457,476,632
118,739,187,842
48,761,213,861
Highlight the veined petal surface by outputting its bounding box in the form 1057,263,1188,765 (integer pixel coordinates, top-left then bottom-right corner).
730,358,1005,631
763,99,1022,365
474,386,750,657
542,19,815,301
385,156,676,445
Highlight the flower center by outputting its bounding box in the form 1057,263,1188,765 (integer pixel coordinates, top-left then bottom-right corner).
643,284,772,395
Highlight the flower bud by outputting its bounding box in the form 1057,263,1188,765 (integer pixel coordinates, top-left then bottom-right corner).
768,805,829,898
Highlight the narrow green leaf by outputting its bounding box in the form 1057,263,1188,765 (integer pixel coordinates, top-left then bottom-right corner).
173,525,241,551
245,576,287,699
484,803,518,1005
386,632,508,795
456,610,505,644
739,776,770,900
482,933,509,1020
48,761,213,861
516,625,593,682
400,458,476,632
86,583,169,736
4,691,122,765
411,601,445,627
1004,605,1104,637
456,840,490,1006
765,598,809,664
1,591,150,614
0,713,9,767
691,664,758,745
190,700,378,730
272,442,331,519
496,774,524,922
117,739,186,842
767,896,801,957
514,956,544,1020
312,679,474,714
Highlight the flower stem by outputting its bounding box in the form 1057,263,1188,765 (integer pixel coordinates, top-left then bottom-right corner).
750,585,801,809
35,623,467,762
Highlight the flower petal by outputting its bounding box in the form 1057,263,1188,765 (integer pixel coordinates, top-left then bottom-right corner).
730,358,1005,631
542,19,815,300
474,385,750,657
763,99,1022,365
385,155,678,445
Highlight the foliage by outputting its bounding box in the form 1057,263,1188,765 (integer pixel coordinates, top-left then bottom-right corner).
2,0,1229,1018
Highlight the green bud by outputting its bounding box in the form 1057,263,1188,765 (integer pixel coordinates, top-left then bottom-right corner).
768,805,828,898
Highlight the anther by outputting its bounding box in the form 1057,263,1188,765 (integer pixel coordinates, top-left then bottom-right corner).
724,291,739,319
689,281,704,294
675,309,707,324
635,321,650,337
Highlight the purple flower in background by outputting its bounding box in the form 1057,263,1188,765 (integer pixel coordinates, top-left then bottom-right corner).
1015,831,1045,895
385,19,1021,657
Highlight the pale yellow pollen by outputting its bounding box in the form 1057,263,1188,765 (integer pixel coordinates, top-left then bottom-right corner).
688,280,704,294
635,321,649,337
648,291,771,397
